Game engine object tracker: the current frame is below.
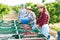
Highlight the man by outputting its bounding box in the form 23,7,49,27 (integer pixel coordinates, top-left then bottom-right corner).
18,4,28,23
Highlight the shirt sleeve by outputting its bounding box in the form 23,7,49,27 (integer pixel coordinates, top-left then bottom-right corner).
30,12,36,21
28,12,36,21
24,9,28,17
17,10,20,22
32,12,36,19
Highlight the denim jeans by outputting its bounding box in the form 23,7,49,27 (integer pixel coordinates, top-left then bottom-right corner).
40,24,49,37
40,24,50,40
32,24,50,40
31,22,36,30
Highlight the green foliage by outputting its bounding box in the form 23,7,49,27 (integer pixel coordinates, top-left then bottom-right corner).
53,26,60,31
12,2,60,23
42,0,45,3
46,2,60,23
0,4,10,20
12,3,38,16
0,4,10,15
12,5,21,14
0,14,2,20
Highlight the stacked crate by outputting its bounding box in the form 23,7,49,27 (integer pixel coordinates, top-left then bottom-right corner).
0,20,47,40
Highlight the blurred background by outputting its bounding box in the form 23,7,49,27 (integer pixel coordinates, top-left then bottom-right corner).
0,0,60,40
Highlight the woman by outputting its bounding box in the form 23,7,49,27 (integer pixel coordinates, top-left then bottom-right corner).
26,6,36,29
36,4,50,38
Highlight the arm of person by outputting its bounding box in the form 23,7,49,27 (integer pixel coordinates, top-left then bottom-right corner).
17,10,20,23
32,12,36,19
36,24,40,29
24,9,28,17
36,12,48,27
29,12,36,21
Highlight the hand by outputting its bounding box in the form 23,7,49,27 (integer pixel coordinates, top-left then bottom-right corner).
36,25,40,29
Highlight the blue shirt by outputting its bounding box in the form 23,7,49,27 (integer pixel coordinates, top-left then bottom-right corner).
18,9,28,23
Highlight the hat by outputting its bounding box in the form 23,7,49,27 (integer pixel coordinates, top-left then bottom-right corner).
37,3,45,8
26,6,32,10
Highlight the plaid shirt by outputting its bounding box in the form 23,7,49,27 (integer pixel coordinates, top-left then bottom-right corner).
36,12,48,26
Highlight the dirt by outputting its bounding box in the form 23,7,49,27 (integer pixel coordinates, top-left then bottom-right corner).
3,10,17,21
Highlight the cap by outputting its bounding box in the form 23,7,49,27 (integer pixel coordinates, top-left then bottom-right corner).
37,3,45,8
21,4,25,7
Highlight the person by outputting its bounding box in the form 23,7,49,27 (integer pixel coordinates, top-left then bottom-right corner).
36,4,50,39
17,4,28,23
17,4,29,28
26,6,36,29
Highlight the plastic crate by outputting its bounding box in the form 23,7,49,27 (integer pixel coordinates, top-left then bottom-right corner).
0,26,16,34
8,20,14,23
0,23,14,27
0,27,11,34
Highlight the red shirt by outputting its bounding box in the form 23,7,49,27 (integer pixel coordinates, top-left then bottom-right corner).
36,12,48,26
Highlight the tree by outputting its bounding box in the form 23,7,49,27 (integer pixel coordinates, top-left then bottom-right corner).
0,4,10,20
42,0,45,3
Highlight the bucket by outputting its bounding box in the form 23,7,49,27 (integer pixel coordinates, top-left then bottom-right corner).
20,17,30,24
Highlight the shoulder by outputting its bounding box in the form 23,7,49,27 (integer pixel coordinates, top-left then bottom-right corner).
45,12,49,16
32,12,36,17
45,12,50,19
32,12,35,14
24,9,27,11
31,12,35,15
